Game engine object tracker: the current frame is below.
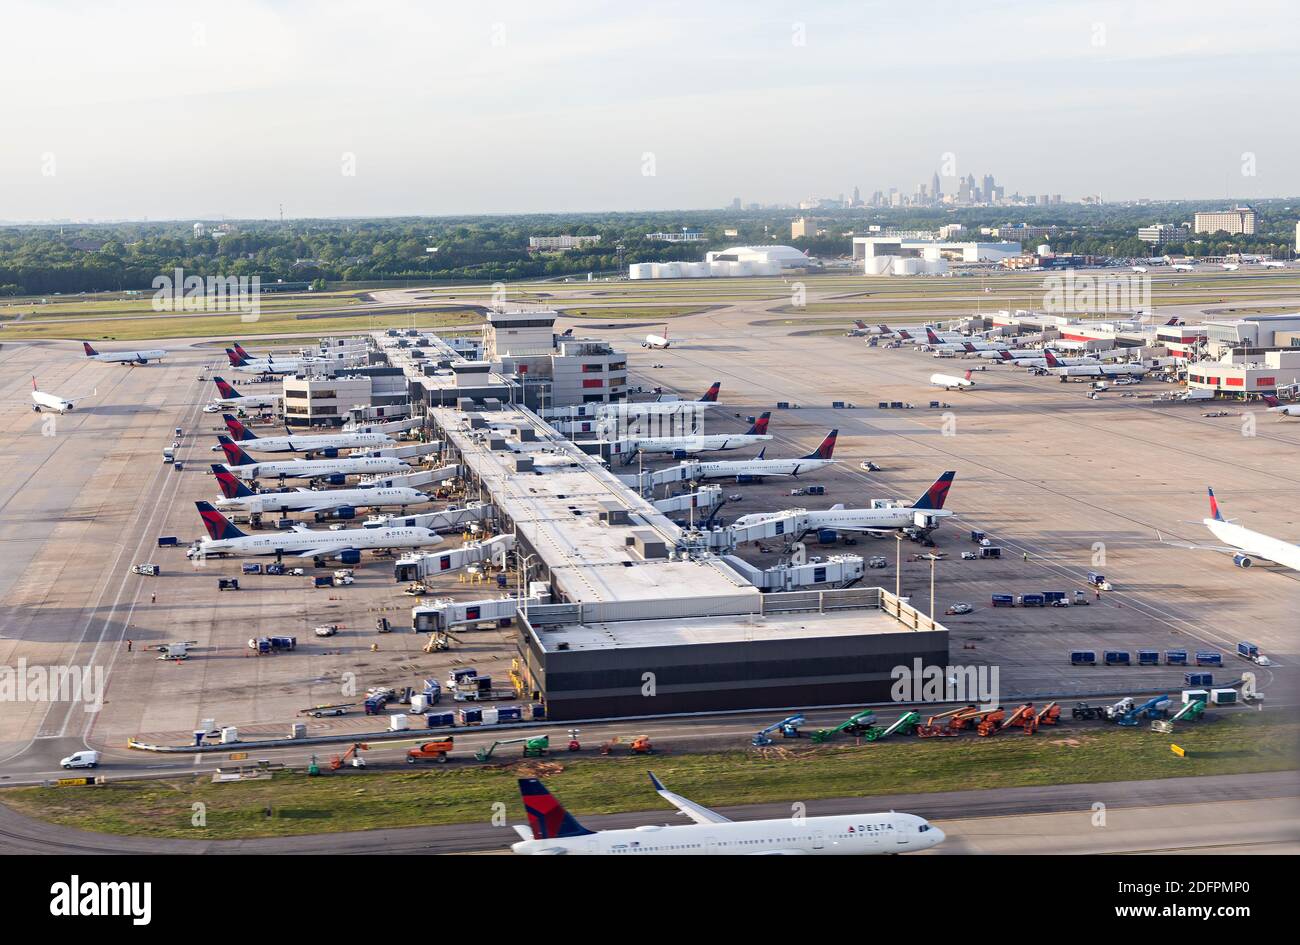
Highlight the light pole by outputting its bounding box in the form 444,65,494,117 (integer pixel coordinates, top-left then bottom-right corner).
929,555,936,628
895,533,903,598
516,549,538,616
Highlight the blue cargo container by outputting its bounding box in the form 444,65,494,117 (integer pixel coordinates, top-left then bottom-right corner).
364,697,386,715
1184,672,1214,687
991,594,1015,607
497,706,523,722
1020,594,1046,607
450,668,478,684
1042,591,1066,604
313,576,331,588
241,562,262,575
425,712,455,728
157,536,178,547
817,528,838,544
1237,642,1259,660
1165,650,1188,665
1195,651,1223,667
1070,651,1097,666
1137,650,1160,666
1103,650,1131,666
458,708,483,725
269,636,296,651
531,703,547,720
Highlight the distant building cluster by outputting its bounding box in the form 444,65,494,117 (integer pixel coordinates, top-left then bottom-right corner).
1193,206,1257,235
528,234,601,252
1137,224,1190,245
629,245,816,279
645,228,705,243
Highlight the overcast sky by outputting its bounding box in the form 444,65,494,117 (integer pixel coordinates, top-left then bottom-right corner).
2,0,1297,221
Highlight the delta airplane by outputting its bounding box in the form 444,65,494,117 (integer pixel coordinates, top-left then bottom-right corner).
82,341,166,365
665,430,838,481
1171,263,1197,272
510,774,945,856
1162,489,1300,572
1043,350,1147,380
194,502,441,562
1260,260,1287,269
996,350,1097,368
30,378,79,413
609,382,724,416
848,321,893,337
1261,395,1300,417
209,465,428,517
216,436,407,481
218,415,394,454
973,346,1041,360
1131,265,1149,273
225,348,303,375
930,370,975,390
733,471,957,535
642,327,674,349
209,376,283,409
1221,263,1240,271
620,413,772,462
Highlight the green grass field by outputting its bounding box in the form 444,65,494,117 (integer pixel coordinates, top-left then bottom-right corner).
4,712,1292,841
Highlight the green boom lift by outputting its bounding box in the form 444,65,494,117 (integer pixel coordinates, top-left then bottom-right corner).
475,734,550,762
811,710,875,744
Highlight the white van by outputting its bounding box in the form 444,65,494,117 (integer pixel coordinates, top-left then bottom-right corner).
60,750,100,769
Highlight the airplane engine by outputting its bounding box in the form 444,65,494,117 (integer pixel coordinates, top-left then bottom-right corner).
334,506,356,520
338,549,362,565
326,474,346,485
318,447,340,458
1232,553,1253,569
672,449,690,460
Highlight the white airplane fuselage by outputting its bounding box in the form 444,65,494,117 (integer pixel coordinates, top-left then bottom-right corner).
1205,518,1300,572
679,457,835,480
32,390,75,413
92,349,166,364
512,812,943,856
734,506,953,532
215,394,283,409
227,456,407,480
1267,404,1300,418
931,373,974,390
226,431,395,453
625,433,771,456
199,525,440,558
643,335,671,349
1052,363,1147,378
215,486,428,515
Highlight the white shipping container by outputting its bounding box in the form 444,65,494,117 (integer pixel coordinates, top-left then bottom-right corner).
221,726,239,744
389,713,410,731
481,708,500,725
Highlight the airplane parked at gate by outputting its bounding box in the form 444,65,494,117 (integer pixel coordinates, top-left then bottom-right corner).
619,413,772,462
1161,488,1300,573
732,471,958,535
82,341,166,364
216,435,407,481
509,773,945,856
193,501,440,562
1043,350,1147,380
218,415,394,454
996,350,1097,368
209,465,428,517
209,376,283,409
611,382,725,416
656,430,838,481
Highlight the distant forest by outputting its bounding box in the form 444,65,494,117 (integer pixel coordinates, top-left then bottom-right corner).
1,200,1296,296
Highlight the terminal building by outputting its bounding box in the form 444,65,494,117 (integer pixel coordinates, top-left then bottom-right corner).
852,237,1022,275
401,403,950,721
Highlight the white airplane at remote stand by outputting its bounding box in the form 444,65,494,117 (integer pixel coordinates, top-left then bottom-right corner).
1161,488,1300,572
931,370,975,390
642,327,674,349
510,773,945,856
30,377,80,413
82,341,165,364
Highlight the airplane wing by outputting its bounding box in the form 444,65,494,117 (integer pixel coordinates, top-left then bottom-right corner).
648,772,731,824
1156,531,1240,555
291,546,349,559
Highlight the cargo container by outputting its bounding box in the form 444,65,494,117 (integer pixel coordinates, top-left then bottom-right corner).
498,706,523,722
313,576,332,588
806,485,826,496
269,636,296,651
1195,650,1223,667
458,708,483,725
1019,594,1046,607
531,703,547,720
425,712,455,728
1137,650,1160,666
1165,650,1188,665
241,562,262,575
1086,571,1106,587
1209,688,1237,705
1070,650,1097,666
156,536,178,547
1103,650,1131,666
991,594,1014,607
969,530,986,543
979,546,1002,559
1184,672,1213,687
1042,591,1066,604
1237,642,1259,661
481,708,499,725
1182,688,1210,705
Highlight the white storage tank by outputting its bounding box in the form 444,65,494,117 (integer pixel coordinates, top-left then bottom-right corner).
628,263,653,280
892,258,922,276
864,256,893,275
657,262,683,279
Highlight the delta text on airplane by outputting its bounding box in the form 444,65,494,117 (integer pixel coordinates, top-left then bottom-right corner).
217,436,408,480
217,414,394,454
209,465,429,517
193,502,441,562
510,774,944,856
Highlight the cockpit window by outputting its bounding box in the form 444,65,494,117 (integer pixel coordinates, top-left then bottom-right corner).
918,824,930,832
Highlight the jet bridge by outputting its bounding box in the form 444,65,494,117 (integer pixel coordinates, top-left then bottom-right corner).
723,554,865,591
352,440,442,460
411,584,551,632
394,533,515,582
652,485,723,517
359,463,460,489
367,501,494,532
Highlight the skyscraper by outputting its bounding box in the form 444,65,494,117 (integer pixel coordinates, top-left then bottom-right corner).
932,171,941,199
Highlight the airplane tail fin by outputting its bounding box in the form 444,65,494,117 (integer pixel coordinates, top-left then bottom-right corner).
998,350,1013,361
878,324,889,333
82,342,98,357
216,435,256,467
1207,487,1225,522
963,342,977,352
698,381,720,403
212,376,240,399
517,778,594,839
195,501,246,540
747,412,771,436
1043,350,1061,367
896,329,911,340
233,343,253,361
912,471,957,510
926,328,941,344
209,463,256,498
225,348,247,366
854,320,867,329
1261,395,1279,407
964,370,973,382
803,429,837,460
31,376,39,391
755,446,767,460
223,414,257,441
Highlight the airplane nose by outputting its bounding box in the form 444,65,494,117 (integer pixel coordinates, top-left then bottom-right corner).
930,827,946,846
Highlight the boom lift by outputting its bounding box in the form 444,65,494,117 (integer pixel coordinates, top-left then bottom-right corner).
914,705,977,738
406,738,455,763
475,735,550,762
752,715,805,746
863,711,921,741
974,707,1008,736
1000,703,1038,734
600,734,655,755
811,709,875,743
329,743,369,770
1151,699,1205,733
1116,695,1171,727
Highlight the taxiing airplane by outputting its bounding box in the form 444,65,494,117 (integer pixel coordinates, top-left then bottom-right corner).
1170,263,1197,272
210,376,283,409
82,341,166,365
1260,260,1287,269
1043,350,1147,380
193,501,440,562
663,429,838,481
619,413,771,462
733,471,957,535
510,773,945,856
848,321,893,337
930,370,975,390
1220,263,1240,271
1162,488,1300,572
209,465,428,517
30,377,79,413
219,415,394,454
1260,395,1300,418
1131,265,1149,273
216,435,407,481
642,327,674,349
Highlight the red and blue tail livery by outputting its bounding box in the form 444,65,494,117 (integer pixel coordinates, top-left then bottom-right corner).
912,471,957,510
223,414,257,441
209,464,256,499
233,343,254,362
217,435,256,467
698,381,721,403
82,342,100,357
803,429,837,460
212,376,242,399
196,501,246,540
518,778,593,840
1208,487,1224,522
747,412,771,436
225,348,249,366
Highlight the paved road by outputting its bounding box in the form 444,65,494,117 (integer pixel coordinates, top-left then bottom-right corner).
1,771,1294,855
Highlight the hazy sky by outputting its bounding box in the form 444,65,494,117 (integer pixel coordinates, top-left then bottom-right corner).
2,0,1297,221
